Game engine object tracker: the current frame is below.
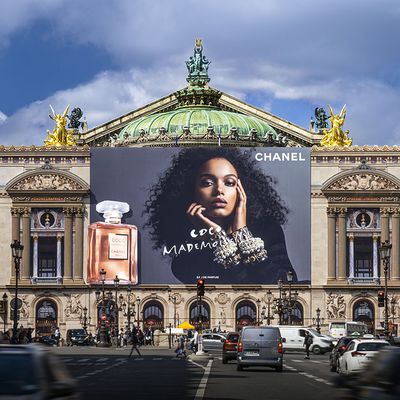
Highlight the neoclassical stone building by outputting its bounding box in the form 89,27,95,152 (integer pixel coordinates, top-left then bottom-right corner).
0,43,399,338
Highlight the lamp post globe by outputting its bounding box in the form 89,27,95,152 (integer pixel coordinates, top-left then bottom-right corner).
10,240,23,344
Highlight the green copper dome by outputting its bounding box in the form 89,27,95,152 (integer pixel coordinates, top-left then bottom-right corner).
118,107,277,141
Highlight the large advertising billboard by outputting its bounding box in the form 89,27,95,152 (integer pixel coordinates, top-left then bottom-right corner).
90,147,310,285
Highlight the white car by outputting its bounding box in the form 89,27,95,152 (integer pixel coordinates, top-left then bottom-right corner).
337,339,390,375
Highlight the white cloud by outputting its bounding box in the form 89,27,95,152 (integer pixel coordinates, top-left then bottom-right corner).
0,111,6,124
1,0,400,145
0,66,185,146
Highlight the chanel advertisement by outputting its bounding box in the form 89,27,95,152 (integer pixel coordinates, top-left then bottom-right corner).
90,147,311,284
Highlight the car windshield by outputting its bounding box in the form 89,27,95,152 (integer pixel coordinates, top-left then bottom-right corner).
70,329,86,335
308,329,323,337
357,342,390,351
227,334,239,342
0,353,39,395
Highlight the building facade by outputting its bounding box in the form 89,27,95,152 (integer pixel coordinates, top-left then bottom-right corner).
0,43,398,339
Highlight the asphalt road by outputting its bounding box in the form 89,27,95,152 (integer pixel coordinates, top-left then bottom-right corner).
54,346,345,400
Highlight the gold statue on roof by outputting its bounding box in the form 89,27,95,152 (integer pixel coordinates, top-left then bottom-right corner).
44,105,76,147
320,104,352,147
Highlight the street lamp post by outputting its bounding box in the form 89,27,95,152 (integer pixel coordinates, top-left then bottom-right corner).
10,240,23,344
79,306,88,332
95,268,110,347
265,290,274,325
136,296,141,330
379,240,392,337
256,299,261,325
277,279,283,324
168,289,178,327
122,286,135,331
2,293,8,334
287,271,293,325
113,275,120,332
312,308,324,334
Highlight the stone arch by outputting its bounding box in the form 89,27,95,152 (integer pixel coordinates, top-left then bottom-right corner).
350,297,376,333
235,299,258,329
142,300,164,329
34,297,59,337
5,163,90,197
321,163,400,195
188,299,211,329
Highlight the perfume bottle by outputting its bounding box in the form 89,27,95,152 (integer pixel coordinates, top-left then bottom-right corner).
87,200,138,284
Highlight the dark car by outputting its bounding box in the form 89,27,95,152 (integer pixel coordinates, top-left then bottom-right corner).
334,346,400,400
35,335,58,346
237,326,284,372
66,329,90,346
222,332,239,364
329,336,356,372
0,344,79,399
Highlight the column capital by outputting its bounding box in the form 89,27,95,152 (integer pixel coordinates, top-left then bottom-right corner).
372,233,380,241
32,233,39,240
327,207,338,217
10,207,21,217
56,233,63,240
348,233,355,240
74,206,85,218
63,207,74,216
22,207,31,217
337,207,347,217
380,207,391,216
391,207,400,217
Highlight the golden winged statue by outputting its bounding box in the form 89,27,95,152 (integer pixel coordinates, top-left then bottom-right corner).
320,105,352,147
44,105,76,147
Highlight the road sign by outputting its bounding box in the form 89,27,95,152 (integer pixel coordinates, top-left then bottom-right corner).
10,298,22,310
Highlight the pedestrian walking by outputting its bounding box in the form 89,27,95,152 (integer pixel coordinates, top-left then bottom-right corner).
303,331,313,359
54,327,61,347
128,331,142,358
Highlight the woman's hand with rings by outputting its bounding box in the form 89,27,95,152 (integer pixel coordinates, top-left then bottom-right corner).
186,203,221,232
231,179,247,232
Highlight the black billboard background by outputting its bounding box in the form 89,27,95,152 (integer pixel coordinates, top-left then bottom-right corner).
90,147,311,284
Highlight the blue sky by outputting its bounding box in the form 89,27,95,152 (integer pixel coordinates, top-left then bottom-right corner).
1,0,400,146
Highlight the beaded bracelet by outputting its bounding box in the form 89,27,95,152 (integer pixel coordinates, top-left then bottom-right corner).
210,229,241,269
231,226,268,264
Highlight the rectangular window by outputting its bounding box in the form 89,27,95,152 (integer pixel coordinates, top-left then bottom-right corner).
354,237,373,277
38,237,57,277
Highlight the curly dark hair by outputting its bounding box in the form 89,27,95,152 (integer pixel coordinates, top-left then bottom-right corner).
144,147,289,250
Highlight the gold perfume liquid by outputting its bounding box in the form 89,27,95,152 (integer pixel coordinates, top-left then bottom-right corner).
87,221,138,284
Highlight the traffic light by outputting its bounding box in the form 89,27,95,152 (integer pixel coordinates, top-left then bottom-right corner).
197,279,205,296
378,290,385,307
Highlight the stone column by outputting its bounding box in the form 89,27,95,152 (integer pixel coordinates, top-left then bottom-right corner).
63,208,73,282
380,207,390,243
373,234,379,280
348,233,355,279
10,207,21,278
21,207,31,281
392,208,400,280
32,233,39,280
56,233,63,281
337,208,347,281
74,207,85,281
327,207,337,281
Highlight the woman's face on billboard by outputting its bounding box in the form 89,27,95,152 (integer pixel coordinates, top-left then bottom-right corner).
194,157,238,221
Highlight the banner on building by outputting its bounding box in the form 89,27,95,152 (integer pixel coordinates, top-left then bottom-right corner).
90,147,311,285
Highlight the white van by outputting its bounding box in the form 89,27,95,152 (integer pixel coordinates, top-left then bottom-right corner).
273,326,333,354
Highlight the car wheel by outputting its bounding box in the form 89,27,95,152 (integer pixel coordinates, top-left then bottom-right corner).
222,357,228,364
330,361,337,372
237,364,243,371
336,360,342,374
312,345,321,355
276,364,283,372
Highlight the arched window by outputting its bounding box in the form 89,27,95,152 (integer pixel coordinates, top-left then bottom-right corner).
36,299,58,336
236,300,256,329
143,301,164,329
189,301,210,329
288,301,304,325
353,299,374,333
